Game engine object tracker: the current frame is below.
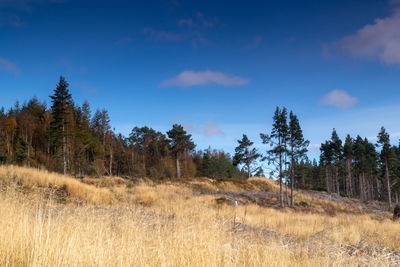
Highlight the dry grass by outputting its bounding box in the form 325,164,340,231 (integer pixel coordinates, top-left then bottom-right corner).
0,165,399,266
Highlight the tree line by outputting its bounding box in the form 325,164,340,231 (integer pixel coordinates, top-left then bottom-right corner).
318,127,400,209
0,77,246,180
233,106,400,209
1,77,400,208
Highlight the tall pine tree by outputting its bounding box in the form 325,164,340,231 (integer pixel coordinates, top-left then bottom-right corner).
260,107,289,207
330,129,342,195
288,111,309,206
377,127,392,209
50,76,73,175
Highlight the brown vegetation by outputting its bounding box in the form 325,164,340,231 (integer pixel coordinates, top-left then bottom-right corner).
0,165,399,266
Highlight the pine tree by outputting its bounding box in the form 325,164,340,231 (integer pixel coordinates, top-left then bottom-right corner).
330,129,342,195
260,107,289,207
364,138,379,200
50,76,74,175
320,141,333,194
377,127,392,208
354,136,367,200
343,134,353,197
167,124,195,178
233,134,260,179
288,111,309,206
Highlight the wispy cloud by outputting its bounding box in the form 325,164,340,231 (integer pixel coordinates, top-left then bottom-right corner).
390,0,400,5
182,123,196,133
0,13,23,27
177,12,218,48
196,12,215,28
115,37,133,46
178,18,195,27
308,144,321,154
0,57,20,74
247,36,263,49
160,70,249,88
337,8,400,64
182,119,224,137
59,58,88,74
203,120,224,136
320,89,359,109
74,81,98,94
142,27,183,42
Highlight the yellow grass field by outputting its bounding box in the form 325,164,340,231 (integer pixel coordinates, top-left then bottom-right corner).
0,165,399,266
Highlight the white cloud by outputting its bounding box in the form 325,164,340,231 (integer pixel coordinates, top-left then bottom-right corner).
0,57,20,74
203,120,224,136
320,89,359,109
308,144,321,154
182,120,224,137
142,27,183,42
182,122,196,133
160,70,249,88
338,9,400,64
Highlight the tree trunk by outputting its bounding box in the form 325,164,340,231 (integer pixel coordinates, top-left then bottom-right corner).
385,157,392,209
62,123,67,175
325,165,330,194
375,176,380,200
279,138,283,207
176,154,181,178
345,158,351,197
359,173,364,201
285,181,289,206
335,165,339,195
131,149,134,176
290,156,294,207
247,161,251,179
109,143,113,177
284,150,288,206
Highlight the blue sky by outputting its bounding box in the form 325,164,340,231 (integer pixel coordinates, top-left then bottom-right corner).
1,0,400,158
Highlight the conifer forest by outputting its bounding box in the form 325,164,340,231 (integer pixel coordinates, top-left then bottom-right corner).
2,76,399,208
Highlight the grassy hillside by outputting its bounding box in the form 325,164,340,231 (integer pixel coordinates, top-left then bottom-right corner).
0,165,399,266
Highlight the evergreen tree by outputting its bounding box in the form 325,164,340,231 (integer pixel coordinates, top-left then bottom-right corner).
343,134,353,197
233,134,260,179
377,127,392,208
260,107,289,207
50,76,73,174
330,129,343,195
320,141,333,194
167,124,195,178
288,111,309,206
129,126,169,178
354,136,367,200
364,138,379,200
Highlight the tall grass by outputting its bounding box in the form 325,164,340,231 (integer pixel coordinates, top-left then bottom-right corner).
0,165,399,266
